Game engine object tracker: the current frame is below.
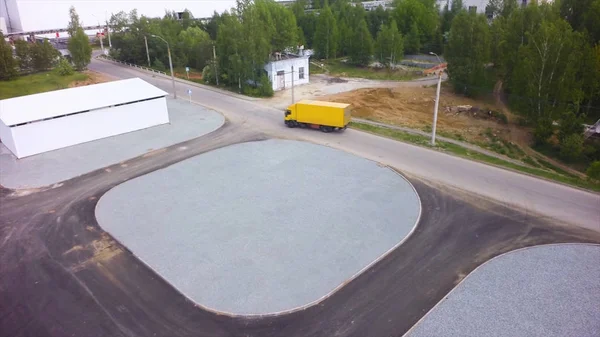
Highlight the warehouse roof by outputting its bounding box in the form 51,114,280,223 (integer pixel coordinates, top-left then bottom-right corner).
299,100,351,109
0,78,168,126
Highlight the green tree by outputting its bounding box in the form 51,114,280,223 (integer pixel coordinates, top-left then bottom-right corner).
489,16,506,75
179,26,212,70
14,40,32,71
68,28,92,70
558,111,584,143
264,0,299,51
30,39,59,71
0,32,18,80
375,20,404,66
560,133,584,161
348,18,373,66
241,1,272,85
580,44,600,118
587,161,600,180
292,0,317,48
313,5,339,59
55,57,75,76
393,0,438,51
441,0,463,34
259,73,274,97
153,57,166,71
67,6,82,36
510,18,583,134
206,11,222,40
366,5,390,39
445,11,491,96
217,11,245,88
405,22,421,54
67,7,92,70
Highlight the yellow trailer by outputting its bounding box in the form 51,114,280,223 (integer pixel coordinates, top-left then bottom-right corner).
284,100,352,133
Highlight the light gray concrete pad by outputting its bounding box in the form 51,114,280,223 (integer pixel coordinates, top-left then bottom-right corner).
406,244,600,337
0,99,224,189
95,140,421,315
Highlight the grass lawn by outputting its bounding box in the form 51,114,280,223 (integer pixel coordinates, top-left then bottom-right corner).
350,121,600,192
0,71,89,100
320,59,421,81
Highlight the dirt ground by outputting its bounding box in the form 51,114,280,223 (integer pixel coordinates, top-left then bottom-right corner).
175,70,203,81
323,85,533,147
69,70,114,87
264,74,439,110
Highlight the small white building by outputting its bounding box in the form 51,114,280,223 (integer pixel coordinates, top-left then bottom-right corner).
0,78,169,159
264,52,310,92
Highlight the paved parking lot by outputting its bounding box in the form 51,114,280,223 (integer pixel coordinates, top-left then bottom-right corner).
96,139,421,315
0,99,223,189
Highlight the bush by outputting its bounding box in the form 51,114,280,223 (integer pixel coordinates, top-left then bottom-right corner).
534,118,554,144
202,64,215,84
153,58,166,72
558,111,583,143
55,58,74,76
491,110,508,124
258,73,273,97
587,161,600,181
559,133,584,162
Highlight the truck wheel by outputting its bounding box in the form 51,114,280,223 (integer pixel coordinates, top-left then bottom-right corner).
320,126,334,133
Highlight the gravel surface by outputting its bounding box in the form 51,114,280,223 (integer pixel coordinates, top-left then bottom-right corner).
95,139,421,315
406,244,600,337
0,99,224,189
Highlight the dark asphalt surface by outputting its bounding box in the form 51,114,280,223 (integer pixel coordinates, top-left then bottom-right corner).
2,124,600,337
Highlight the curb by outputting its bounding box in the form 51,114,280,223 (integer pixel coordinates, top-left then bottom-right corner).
95,56,260,102
94,142,423,318
350,123,600,196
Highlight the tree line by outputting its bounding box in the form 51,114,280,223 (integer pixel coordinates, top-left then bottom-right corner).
0,7,92,80
107,0,445,95
103,0,599,169
444,0,600,167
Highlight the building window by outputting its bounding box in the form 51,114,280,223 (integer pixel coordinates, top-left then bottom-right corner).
299,67,305,79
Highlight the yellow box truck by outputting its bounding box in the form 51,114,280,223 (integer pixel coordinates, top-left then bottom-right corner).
284,100,351,132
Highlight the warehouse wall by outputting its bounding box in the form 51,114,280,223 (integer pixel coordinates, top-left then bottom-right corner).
9,97,169,158
0,120,17,156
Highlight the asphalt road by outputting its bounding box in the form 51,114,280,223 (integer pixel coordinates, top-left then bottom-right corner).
2,122,599,336
89,59,600,232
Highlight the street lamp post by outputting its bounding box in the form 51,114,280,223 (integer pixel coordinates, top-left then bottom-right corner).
105,11,112,48
429,51,443,146
151,34,177,99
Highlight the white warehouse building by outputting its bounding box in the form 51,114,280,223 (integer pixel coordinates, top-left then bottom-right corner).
264,52,311,92
0,78,169,159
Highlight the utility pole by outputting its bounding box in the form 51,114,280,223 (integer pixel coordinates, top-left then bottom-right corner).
431,70,442,146
429,52,443,146
213,44,219,86
166,45,176,99
291,66,295,104
144,36,151,67
105,12,112,48
99,32,104,52
150,34,177,99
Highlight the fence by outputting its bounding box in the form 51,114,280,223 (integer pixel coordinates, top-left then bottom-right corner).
97,55,167,76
